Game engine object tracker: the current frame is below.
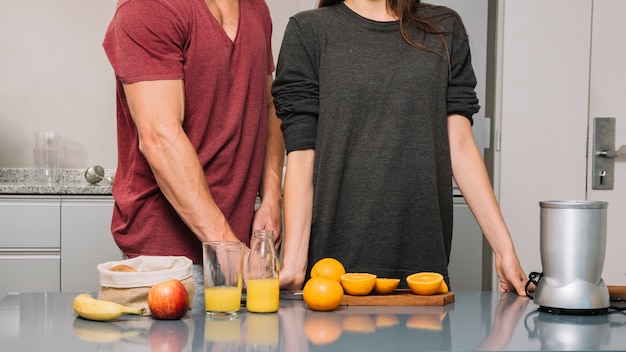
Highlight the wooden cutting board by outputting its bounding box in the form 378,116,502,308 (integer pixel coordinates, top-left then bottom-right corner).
340,289,454,306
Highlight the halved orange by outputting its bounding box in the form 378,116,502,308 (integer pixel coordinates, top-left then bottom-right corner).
439,280,449,293
406,272,444,296
310,258,346,283
374,278,400,294
340,273,377,296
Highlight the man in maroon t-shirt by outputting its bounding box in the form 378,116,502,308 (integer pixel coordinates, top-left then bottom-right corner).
102,0,284,284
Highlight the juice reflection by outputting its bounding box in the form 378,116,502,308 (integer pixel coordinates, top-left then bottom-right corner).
245,312,280,346
204,316,241,342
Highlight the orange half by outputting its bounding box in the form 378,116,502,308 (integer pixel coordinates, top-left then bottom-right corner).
439,280,449,293
406,272,444,296
340,273,377,296
374,278,401,294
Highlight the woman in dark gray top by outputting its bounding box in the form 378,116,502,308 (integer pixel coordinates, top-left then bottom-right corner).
273,0,528,294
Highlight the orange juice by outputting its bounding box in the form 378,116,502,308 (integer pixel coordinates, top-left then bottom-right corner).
205,286,241,314
245,278,279,313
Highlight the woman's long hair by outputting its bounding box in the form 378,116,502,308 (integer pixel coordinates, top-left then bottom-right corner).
317,0,456,56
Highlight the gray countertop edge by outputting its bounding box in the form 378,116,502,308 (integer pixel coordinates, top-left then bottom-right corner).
0,168,112,195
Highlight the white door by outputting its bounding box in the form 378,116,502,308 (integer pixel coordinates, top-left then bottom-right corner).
587,0,626,285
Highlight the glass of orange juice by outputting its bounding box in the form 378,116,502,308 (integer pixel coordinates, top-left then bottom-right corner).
203,241,244,316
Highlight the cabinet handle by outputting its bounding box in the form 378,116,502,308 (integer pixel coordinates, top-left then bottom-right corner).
0,248,61,259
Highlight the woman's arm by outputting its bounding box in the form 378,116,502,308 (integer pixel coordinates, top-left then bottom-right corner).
448,114,528,295
279,149,315,290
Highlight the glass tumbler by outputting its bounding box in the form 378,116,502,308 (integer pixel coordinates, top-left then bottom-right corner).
203,241,244,316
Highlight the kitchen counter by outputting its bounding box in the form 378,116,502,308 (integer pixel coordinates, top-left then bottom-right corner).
0,168,112,195
1,291,625,351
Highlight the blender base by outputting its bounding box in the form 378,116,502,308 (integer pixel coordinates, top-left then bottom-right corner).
533,278,610,316
538,306,609,315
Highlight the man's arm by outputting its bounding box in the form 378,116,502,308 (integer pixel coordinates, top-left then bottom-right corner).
123,79,240,243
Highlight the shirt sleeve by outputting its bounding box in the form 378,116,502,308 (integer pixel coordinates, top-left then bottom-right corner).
446,18,480,124
103,0,187,84
271,17,320,153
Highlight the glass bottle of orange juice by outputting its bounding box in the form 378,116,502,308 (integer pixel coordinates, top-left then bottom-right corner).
246,230,280,313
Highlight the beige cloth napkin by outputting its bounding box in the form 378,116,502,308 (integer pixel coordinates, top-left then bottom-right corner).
97,256,194,315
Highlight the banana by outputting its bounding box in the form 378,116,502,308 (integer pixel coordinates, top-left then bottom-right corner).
73,293,145,321
72,318,143,343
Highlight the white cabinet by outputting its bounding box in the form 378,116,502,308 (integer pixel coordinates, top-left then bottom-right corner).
0,196,60,247
449,197,487,291
0,252,60,298
0,195,122,298
0,196,61,298
61,196,124,292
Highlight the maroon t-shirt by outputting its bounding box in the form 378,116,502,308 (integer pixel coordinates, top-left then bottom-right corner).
102,0,274,263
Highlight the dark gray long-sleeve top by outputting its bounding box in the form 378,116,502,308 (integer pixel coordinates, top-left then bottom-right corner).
272,3,480,287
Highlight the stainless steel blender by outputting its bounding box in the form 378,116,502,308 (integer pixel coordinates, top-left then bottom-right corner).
526,200,610,315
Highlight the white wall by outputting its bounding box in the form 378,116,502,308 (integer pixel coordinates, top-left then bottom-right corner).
266,0,305,67
0,0,117,169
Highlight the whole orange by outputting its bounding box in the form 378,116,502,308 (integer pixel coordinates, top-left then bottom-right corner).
303,277,344,311
310,258,346,283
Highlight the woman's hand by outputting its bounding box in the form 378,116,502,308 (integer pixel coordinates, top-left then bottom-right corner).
279,266,306,291
495,250,529,296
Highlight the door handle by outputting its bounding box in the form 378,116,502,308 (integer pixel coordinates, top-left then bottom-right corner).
598,145,626,159
592,117,624,190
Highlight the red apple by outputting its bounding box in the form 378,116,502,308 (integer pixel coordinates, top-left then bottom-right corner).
148,279,190,320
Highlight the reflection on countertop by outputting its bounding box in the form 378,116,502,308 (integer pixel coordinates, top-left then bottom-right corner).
0,168,113,195
2,291,626,351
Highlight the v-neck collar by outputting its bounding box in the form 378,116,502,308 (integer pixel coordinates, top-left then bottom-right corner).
204,0,240,46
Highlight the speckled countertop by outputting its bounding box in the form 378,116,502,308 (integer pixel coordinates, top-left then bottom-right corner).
0,168,113,195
